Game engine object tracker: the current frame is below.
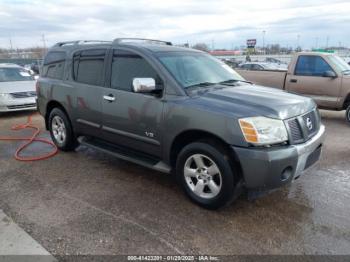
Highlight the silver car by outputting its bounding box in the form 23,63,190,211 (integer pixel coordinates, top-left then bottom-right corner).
239,62,287,71
0,63,37,112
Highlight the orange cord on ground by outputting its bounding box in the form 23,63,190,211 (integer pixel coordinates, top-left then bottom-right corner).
0,113,58,161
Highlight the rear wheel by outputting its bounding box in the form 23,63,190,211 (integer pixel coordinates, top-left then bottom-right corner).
346,104,350,124
176,141,237,209
49,108,78,151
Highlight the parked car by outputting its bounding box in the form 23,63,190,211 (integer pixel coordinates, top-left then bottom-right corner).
221,58,241,68
236,52,350,123
239,62,287,71
37,39,325,209
30,60,42,75
0,63,37,112
265,57,287,65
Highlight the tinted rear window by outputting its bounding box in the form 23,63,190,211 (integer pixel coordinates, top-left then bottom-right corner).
43,52,66,65
73,49,106,86
42,51,66,79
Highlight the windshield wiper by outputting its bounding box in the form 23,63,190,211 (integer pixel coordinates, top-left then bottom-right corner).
219,79,252,85
184,82,216,89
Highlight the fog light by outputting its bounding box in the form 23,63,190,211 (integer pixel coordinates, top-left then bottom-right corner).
281,166,293,181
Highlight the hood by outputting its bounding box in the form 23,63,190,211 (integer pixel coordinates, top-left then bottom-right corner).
193,84,316,120
0,81,36,94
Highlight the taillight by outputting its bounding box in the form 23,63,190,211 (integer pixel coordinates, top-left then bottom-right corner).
35,81,40,95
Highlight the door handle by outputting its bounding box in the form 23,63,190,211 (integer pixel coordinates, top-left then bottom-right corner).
103,95,115,102
290,79,298,83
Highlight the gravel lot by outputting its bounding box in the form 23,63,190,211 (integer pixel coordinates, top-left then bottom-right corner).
0,110,349,256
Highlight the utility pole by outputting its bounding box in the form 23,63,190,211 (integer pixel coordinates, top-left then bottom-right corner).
9,38,13,51
315,37,319,49
41,34,47,49
297,34,300,51
41,34,47,57
326,36,329,49
262,30,266,54
211,39,215,51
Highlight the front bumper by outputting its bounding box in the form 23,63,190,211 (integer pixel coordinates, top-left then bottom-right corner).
232,125,325,190
0,97,37,112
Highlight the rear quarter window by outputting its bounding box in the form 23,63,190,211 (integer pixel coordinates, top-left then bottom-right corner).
42,51,66,80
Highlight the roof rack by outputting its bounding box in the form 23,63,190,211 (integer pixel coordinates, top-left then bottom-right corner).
112,38,172,46
53,40,112,47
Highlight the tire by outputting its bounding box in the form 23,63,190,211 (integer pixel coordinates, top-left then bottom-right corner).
176,141,237,209
48,108,78,151
346,104,350,125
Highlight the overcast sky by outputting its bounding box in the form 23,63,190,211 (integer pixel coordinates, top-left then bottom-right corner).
1,0,349,49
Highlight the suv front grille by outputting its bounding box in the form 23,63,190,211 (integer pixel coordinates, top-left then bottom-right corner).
287,118,304,143
286,109,320,145
10,91,37,99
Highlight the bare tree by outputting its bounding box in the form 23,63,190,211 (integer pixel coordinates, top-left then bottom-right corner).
192,43,210,52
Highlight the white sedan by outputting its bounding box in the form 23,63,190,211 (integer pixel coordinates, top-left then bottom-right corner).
0,63,37,112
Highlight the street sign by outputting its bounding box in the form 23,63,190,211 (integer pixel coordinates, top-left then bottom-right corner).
247,39,257,48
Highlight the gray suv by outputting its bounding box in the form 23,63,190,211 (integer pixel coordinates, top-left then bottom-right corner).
37,39,325,209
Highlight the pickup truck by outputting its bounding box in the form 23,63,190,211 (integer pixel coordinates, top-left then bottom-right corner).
236,52,350,123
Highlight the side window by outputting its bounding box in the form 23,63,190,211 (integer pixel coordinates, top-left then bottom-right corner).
73,49,106,86
111,50,159,92
42,51,66,79
252,64,263,71
241,64,251,70
295,55,333,76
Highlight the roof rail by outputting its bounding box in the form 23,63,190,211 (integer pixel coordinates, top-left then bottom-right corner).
113,38,172,46
53,40,112,47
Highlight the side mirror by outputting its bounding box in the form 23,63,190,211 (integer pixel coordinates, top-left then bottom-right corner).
323,70,337,78
132,78,156,93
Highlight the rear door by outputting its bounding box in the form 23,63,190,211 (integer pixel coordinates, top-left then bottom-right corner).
285,55,342,108
101,49,164,157
72,49,108,137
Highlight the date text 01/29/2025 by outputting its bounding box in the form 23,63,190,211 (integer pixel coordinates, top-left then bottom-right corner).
127,255,220,261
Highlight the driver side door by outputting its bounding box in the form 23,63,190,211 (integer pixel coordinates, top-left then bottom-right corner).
101,49,164,157
285,55,342,108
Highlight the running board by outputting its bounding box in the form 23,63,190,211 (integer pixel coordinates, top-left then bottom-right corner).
78,136,171,174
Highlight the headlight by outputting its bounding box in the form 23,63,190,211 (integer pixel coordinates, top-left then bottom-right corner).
239,116,288,146
0,93,10,99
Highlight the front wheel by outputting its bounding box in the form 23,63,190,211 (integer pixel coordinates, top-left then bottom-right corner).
176,141,237,209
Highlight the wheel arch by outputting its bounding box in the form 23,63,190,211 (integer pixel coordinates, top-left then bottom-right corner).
169,129,243,179
45,100,70,130
343,93,350,110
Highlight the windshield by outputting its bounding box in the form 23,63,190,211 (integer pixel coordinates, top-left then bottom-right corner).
327,55,350,74
157,52,245,89
0,67,34,82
